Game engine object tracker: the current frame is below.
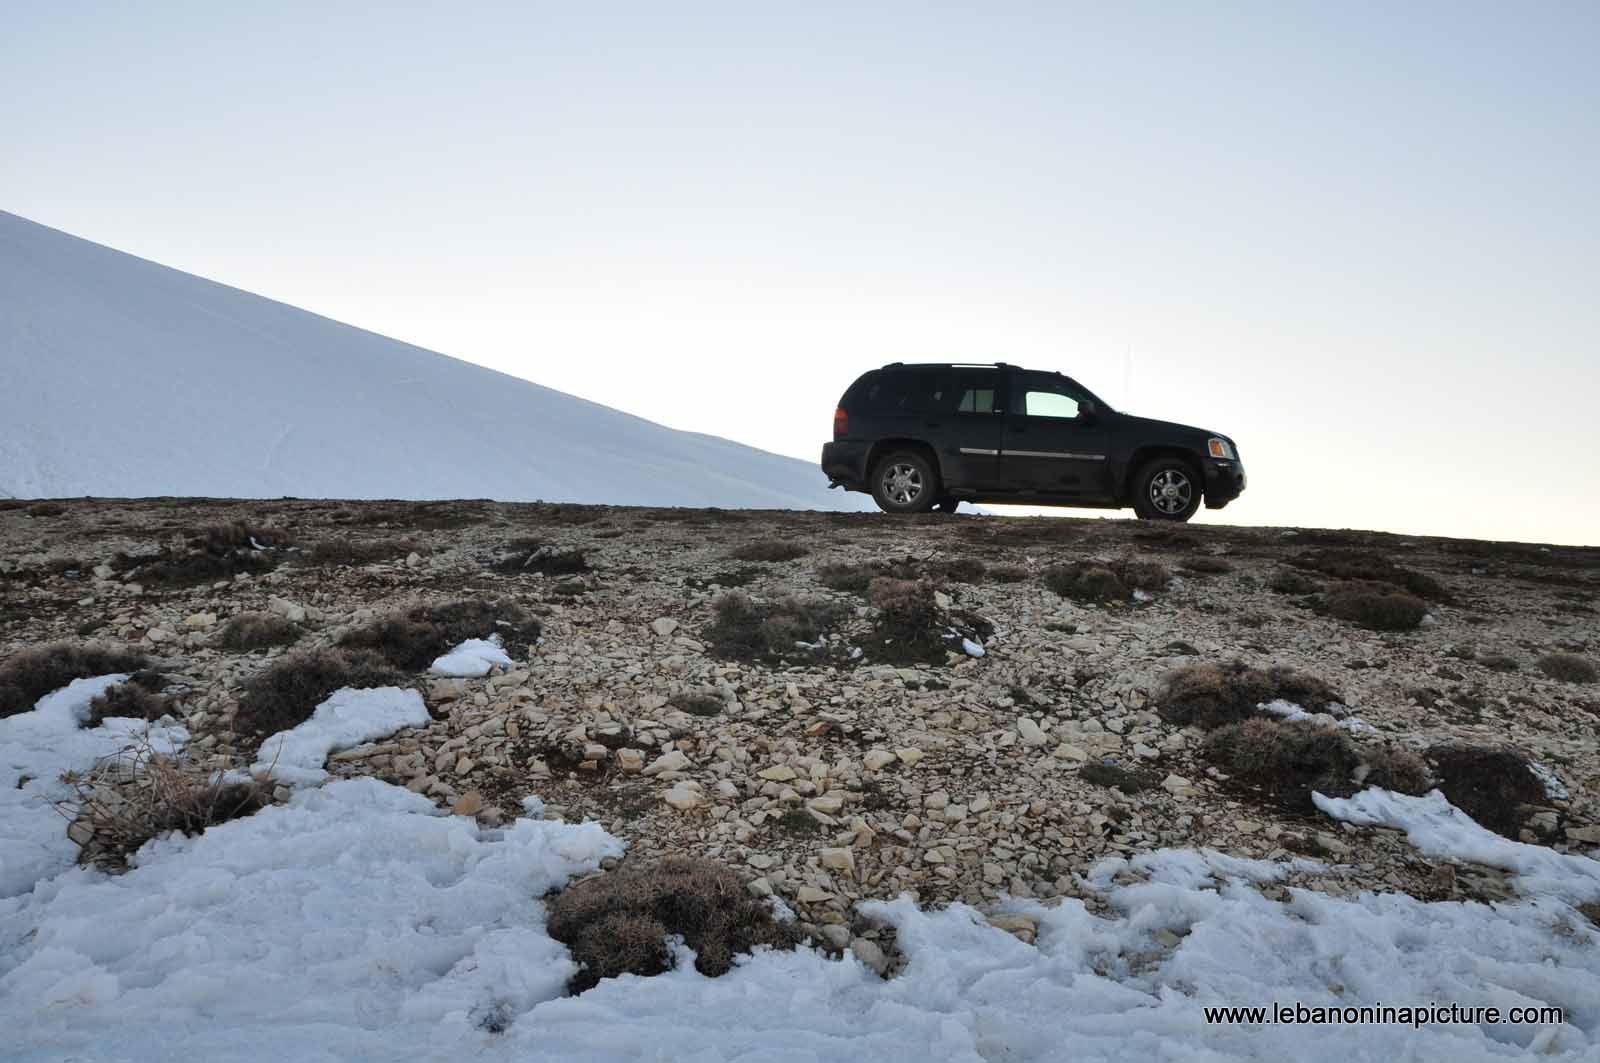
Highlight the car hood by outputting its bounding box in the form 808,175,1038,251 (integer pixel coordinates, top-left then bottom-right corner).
1112,412,1216,441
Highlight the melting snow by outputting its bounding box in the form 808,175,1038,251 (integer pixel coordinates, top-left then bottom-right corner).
250,686,430,786
428,635,514,677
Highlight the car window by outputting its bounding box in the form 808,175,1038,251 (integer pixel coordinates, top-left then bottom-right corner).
1023,389,1080,418
957,386,996,413
865,371,950,413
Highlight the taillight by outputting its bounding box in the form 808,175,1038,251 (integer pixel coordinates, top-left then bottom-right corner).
833,406,848,439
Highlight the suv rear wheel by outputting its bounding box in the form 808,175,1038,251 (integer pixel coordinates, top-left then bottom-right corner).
871,450,938,514
1131,457,1202,522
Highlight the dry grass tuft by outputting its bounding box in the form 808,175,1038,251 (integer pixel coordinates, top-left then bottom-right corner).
1269,569,1321,595
493,541,591,576
1427,745,1547,839
0,643,149,719
544,857,802,994
1537,653,1597,684
217,613,303,652
339,599,542,670
302,537,418,566
235,649,410,738
702,592,844,663
83,672,171,728
1156,662,1341,729
1079,761,1160,794
1478,653,1521,673
727,540,810,563
1198,718,1425,810
1043,557,1170,602
61,740,271,870
1181,555,1234,575
669,692,724,717
1323,582,1429,631
1290,548,1449,600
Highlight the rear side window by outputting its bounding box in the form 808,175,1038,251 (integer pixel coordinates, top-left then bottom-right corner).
861,370,951,414
953,370,1000,414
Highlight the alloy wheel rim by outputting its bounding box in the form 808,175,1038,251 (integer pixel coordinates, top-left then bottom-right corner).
883,463,924,505
1149,469,1192,514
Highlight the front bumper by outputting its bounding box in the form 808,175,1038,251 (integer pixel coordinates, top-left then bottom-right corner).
1203,459,1246,509
821,440,872,490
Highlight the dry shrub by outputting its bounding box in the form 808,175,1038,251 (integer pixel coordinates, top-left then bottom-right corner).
1538,653,1597,684
235,648,410,738
545,857,801,994
83,672,171,728
1361,744,1432,795
1157,662,1341,729
937,558,987,584
727,540,809,563
1182,556,1234,575
816,558,920,594
192,521,293,554
1043,557,1170,602
1080,761,1159,794
669,692,724,717
26,502,68,517
303,537,418,566
1290,548,1449,601
1269,569,1321,595
986,563,1028,583
1478,653,1520,673
1427,745,1547,839
0,643,149,719
702,592,843,663
217,613,302,652
62,740,271,870
864,577,954,664
1201,718,1365,810
493,541,591,576
1323,582,1428,631
339,599,542,670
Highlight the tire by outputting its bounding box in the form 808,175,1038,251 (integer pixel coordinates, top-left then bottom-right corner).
870,450,939,514
1131,457,1202,522
933,496,961,514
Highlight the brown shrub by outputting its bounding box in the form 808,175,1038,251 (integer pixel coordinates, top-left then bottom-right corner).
26,502,67,517
1290,548,1449,601
1201,718,1363,810
1361,744,1432,795
193,521,293,555
865,577,960,665
1428,745,1547,839
702,592,844,663
1080,761,1159,794
1182,555,1234,575
303,537,418,566
1323,582,1428,631
669,692,724,717
339,599,542,670
217,613,302,652
545,857,802,994
0,643,149,719
1269,569,1321,595
985,563,1028,583
137,548,280,588
63,742,271,870
83,674,171,728
816,558,921,594
1044,557,1169,602
234,649,410,738
1478,653,1520,673
937,558,987,584
727,540,809,563
493,542,591,576
1537,653,1597,684
1157,662,1341,729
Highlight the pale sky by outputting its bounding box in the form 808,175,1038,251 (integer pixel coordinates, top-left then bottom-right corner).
4,2,1596,544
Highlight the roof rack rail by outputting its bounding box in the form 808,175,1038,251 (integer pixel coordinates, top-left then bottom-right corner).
879,361,1012,370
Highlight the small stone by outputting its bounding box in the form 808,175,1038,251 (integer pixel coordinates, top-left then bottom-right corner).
985,913,1037,945
862,749,897,771
663,783,705,811
796,886,832,904
747,877,774,897
583,743,610,762
1161,773,1197,796
819,924,851,950
451,791,484,817
896,748,925,767
758,764,798,782
851,937,890,976
642,750,691,775
1052,743,1090,762
819,847,856,873
616,748,646,773
808,795,844,815
405,552,423,568
651,617,680,637
1565,825,1600,845
748,853,776,870
1017,718,1048,747
181,612,217,630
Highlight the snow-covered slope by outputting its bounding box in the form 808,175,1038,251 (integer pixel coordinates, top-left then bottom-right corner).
0,212,864,509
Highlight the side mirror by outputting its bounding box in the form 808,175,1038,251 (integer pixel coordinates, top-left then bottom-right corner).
1078,399,1098,422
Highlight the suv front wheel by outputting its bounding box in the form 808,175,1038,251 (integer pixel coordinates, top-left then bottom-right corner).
871,450,938,514
1131,457,1202,522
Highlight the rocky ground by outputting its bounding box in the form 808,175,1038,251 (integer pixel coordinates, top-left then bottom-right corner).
3,498,1598,956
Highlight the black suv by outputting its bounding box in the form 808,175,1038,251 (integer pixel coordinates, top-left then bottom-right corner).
821,362,1245,521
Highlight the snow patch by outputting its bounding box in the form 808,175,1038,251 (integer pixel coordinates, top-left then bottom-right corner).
251,686,429,785
1260,698,1379,735
0,675,188,898
428,635,513,677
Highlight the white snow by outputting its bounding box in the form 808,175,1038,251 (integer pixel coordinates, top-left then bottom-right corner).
250,686,430,785
0,675,188,898
428,635,514,677
0,211,874,510
1529,761,1571,801
961,637,986,657
1315,788,1600,904
1259,698,1379,735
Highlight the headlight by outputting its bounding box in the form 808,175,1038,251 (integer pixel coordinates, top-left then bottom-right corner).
1207,438,1236,460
